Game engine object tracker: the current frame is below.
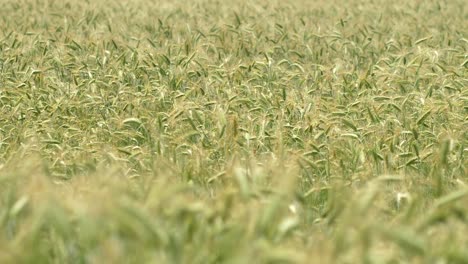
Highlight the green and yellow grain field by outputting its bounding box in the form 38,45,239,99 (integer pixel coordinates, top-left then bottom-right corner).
0,0,467,263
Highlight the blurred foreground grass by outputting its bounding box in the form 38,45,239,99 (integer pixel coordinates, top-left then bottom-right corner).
0,0,467,263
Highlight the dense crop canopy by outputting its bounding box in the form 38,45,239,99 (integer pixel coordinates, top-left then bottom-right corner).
0,0,467,263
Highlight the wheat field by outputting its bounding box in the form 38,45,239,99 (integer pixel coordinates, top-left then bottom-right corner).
0,0,467,263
